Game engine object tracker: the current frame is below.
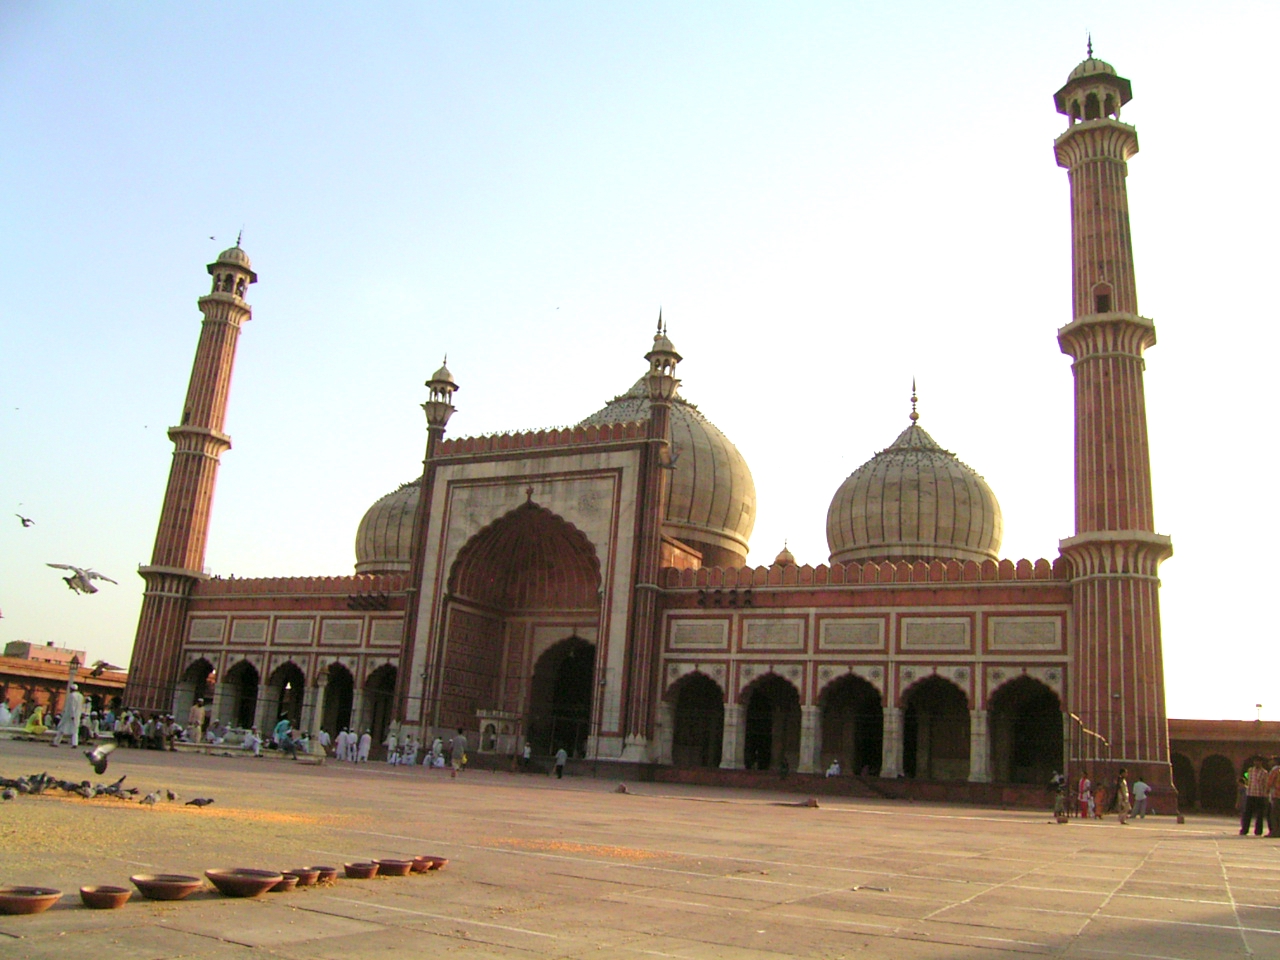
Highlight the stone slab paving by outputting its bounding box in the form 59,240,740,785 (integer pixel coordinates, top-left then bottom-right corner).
2,739,1279,958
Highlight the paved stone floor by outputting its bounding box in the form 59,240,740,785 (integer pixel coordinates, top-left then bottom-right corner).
1,739,1277,959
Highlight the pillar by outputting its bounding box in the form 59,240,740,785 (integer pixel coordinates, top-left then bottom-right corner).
880,706,903,779
304,675,327,740
968,709,991,783
719,703,745,770
655,701,674,765
798,705,821,774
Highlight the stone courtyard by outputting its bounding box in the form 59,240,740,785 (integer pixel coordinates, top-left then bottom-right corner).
1,739,1277,959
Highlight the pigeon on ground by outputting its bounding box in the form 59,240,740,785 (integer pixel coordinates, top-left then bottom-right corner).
165,789,176,802
1,788,15,801
85,742,116,775
46,564,118,595
140,792,158,806
185,797,214,807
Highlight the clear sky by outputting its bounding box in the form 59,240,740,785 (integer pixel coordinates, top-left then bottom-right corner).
2,2,1276,719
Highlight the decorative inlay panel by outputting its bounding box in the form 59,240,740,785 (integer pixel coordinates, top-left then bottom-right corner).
900,617,969,650
742,619,804,651
989,617,1061,651
819,619,884,650
320,620,361,645
670,619,730,650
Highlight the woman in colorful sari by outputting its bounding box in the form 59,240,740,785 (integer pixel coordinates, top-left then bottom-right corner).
23,705,47,736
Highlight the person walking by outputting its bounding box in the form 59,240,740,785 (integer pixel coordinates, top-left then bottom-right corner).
554,746,568,779
188,699,206,740
1131,775,1151,819
1267,758,1280,838
52,684,85,747
450,728,468,778
1115,768,1132,825
1242,757,1270,836
357,730,372,763
1077,770,1092,819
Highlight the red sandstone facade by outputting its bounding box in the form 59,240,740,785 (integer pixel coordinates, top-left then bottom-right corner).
125,53,1178,799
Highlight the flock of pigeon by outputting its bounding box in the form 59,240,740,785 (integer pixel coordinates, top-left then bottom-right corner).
14,511,118,595
0,746,214,807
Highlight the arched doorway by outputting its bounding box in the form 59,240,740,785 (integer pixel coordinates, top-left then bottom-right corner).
528,638,595,757
742,674,801,772
268,662,305,730
988,676,1063,784
1171,752,1197,809
1200,755,1238,811
442,503,601,739
174,658,214,724
902,676,970,780
820,675,882,776
364,665,397,753
321,662,355,736
222,661,258,730
670,673,724,768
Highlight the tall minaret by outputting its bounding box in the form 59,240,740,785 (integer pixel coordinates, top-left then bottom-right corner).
124,244,257,711
1053,50,1174,788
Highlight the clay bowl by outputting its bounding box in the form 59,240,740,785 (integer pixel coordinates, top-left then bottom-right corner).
344,862,378,879
409,857,433,874
0,886,62,916
285,868,319,887
130,874,203,901
376,859,414,877
205,869,282,899
414,855,449,871
311,866,338,883
270,874,300,892
79,885,131,910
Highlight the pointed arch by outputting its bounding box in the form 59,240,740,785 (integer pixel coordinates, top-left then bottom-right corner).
739,672,801,772
527,637,595,757
901,675,969,780
221,659,259,729
819,673,883,776
668,671,724,768
988,675,1062,784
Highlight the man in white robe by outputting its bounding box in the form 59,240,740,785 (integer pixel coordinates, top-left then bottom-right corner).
52,684,86,747
357,730,372,762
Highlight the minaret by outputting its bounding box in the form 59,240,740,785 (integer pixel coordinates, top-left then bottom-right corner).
620,315,679,760
124,244,257,711
1053,50,1174,788
394,359,458,737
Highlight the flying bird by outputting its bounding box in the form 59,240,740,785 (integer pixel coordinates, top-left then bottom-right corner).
85,742,116,775
15,514,33,527
90,660,122,678
46,564,118,595
185,797,214,807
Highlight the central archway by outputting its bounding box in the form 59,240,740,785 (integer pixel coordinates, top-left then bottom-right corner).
439,503,602,738
364,665,397,754
902,676,970,780
528,637,595,757
742,674,801,772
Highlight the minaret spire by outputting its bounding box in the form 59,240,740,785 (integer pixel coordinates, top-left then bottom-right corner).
125,244,258,711
909,379,919,423
1053,53,1174,797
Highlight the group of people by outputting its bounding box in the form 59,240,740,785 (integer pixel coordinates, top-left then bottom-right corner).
330,728,374,762
1238,756,1280,837
1075,768,1150,824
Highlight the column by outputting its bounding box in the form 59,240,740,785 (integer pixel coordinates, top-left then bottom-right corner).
968,709,991,782
654,701,674,765
350,688,366,735
304,676,327,740
798,704,821,774
880,706,903,778
209,682,228,726
719,703,745,770
253,694,273,737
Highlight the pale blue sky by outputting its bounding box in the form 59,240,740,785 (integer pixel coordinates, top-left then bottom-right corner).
2,2,1276,718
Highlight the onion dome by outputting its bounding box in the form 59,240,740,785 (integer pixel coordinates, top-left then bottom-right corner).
1068,56,1117,81
826,407,1002,565
580,377,755,568
354,479,419,574
774,543,795,566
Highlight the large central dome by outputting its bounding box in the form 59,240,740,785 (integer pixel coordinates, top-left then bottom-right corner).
826,419,1001,565
580,376,755,567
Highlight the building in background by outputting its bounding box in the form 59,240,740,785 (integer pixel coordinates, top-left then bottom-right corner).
1,641,126,717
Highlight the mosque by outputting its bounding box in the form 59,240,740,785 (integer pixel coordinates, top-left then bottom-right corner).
124,53,1178,802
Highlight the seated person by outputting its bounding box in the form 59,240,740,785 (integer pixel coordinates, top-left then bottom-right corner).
825,759,842,778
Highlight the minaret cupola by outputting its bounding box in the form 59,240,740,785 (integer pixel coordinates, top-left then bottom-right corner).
206,236,258,299
1054,37,1132,124
644,312,682,402
423,357,459,428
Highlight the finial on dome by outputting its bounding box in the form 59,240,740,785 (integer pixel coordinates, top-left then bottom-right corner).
909,379,919,423
1086,32,1093,59
657,308,663,336
236,228,243,249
